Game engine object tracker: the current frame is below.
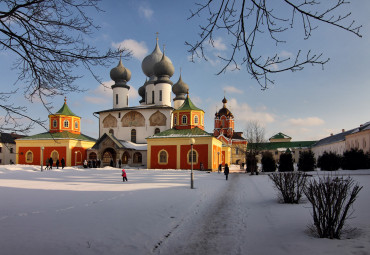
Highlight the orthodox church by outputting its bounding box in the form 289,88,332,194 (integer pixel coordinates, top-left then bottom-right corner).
88,38,189,167
16,99,96,166
213,97,247,165
88,37,245,170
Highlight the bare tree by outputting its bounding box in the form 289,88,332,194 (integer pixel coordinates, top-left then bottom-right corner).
0,0,129,134
244,120,266,174
187,0,362,89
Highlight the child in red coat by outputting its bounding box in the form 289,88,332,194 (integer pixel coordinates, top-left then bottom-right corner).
122,169,128,182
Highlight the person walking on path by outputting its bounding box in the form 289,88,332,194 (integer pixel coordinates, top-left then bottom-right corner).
61,158,65,169
218,164,222,174
121,169,128,182
224,163,229,180
45,159,49,171
49,157,53,170
56,159,59,169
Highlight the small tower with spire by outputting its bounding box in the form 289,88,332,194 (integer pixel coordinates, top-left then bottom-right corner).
214,96,235,138
49,97,81,134
110,58,131,109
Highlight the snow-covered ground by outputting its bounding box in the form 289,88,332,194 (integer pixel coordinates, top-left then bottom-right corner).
0,165,369,255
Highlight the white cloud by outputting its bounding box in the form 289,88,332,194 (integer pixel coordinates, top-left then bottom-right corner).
208,98,275,127
112,39,148,60
139,5,153,20
224,86,243,94
84,82,112,105
279,50,294,58
287,117,325,127
129,86,139,100
211,37,227,51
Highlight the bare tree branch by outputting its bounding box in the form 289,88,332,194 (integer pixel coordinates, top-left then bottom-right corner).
187,0,362,89
0,0,130,134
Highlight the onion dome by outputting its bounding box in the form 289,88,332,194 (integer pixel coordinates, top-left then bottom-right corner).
141,39,163,79
172,74,189,100
217,97,234,118
110,60,131,88
138,79,147,104
153,51,174,85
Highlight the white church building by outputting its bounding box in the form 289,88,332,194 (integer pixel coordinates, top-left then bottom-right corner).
88,38,188,167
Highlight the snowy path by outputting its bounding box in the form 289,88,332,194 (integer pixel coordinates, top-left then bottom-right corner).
156,173,249,255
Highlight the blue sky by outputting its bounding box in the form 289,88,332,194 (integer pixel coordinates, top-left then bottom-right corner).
1,0,369,141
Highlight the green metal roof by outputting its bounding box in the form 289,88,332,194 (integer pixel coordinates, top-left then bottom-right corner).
147,127,212,139
269,132,291,140
17,131,96,142
175,96,203,112
55,102,78,117
247,141,316,150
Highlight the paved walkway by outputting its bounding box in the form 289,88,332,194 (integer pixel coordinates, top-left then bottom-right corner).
156,173,249,255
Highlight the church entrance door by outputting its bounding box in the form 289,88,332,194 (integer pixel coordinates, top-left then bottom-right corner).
102,148,116,166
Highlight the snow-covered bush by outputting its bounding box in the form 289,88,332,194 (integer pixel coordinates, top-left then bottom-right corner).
304,176,363,239
317,152,342,171
269,172,308,204
298,150,316,172
261,151,276,172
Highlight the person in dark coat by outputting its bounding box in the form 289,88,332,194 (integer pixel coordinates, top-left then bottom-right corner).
121,169,128,182
61,158,65,169
45,159,49,170
110,159,114,167
49,157,53,170
218,164,222,174
224,163,230,180
56,159,60,169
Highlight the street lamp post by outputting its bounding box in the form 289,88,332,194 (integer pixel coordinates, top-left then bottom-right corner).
75,151,77,167
41,147,44,172
190,138,195,189
217,151,220,173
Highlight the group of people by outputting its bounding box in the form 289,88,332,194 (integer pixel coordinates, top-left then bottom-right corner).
218,163,230,180
44,157,65,170
83,159,101,168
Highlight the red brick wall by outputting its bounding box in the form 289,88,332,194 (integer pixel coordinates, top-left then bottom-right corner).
180,144,208,170
150,145,177,169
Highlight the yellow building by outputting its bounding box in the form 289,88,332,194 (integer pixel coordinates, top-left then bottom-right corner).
16,99,96,167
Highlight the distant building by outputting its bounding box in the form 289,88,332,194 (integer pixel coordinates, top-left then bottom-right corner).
312,121,370,159
248,132,316,163
0,133,25,165
16,99,96,167
213,97,247,165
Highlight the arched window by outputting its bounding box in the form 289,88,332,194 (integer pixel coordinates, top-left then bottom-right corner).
194,115,199,124
174,116,177,125
131,129,136,143
109,129,114,135
221,118,225,127
53,119,57,128
159,150,168,164
182,115,187,124
64,120,69,128
75,121,78,129
116,94,118,105
133,152,142,163
188,150,197,164
154,128,160,134
26,151,33,163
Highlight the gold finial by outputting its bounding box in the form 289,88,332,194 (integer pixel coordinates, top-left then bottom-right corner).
155,32,159,42
180,67,182,76
64,96,67,104
187,89,189,96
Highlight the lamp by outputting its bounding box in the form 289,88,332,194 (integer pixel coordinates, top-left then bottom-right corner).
190,138,195,189
75,151,78,167
41,147,44,172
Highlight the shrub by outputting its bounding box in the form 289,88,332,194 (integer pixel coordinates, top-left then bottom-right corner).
261,151,276,172
304,176,363,239
278,153,294,172
342,148,368,170
298,150,316,172
269,172,308,204
317,152,342,171
247,152,258,175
